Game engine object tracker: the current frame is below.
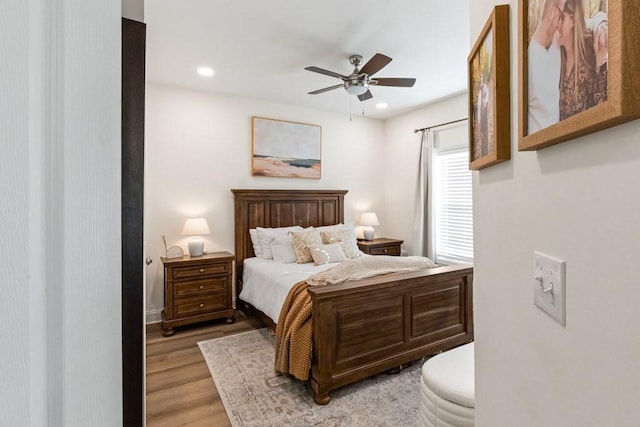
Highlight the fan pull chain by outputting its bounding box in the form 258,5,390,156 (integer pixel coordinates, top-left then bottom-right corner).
349,96,353,121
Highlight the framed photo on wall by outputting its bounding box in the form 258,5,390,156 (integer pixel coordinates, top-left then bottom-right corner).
519,0,640,151
251,116,322,179
468,4,511,170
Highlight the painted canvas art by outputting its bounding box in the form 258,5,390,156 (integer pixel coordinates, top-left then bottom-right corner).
251,117,321,179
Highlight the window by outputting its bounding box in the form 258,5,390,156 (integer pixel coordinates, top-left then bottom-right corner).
429,124,473,264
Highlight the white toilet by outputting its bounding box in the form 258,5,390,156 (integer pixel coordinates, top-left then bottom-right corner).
418,342,475,427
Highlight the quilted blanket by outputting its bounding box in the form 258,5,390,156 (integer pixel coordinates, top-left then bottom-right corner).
274,255,437,381
306,255,437,286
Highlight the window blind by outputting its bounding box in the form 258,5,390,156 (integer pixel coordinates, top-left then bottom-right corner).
431,125,473,264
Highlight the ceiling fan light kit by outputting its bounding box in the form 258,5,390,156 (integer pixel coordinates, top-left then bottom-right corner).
344,79,369,95
305,53,416,101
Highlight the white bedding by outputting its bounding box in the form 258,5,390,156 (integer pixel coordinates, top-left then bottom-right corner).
240,257,335,323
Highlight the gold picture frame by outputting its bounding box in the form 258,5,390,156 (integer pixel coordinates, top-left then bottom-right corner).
518,0,640,151
468,5,511,170
251,116,322,179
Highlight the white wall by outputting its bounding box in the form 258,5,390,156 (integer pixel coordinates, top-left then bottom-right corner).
471,1,640,425
1,0,122,426
144,83,387,321
1,2,31,424
122,0,144,21
383,93,468,255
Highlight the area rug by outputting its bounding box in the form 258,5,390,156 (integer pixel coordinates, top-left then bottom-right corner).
198,328,421,426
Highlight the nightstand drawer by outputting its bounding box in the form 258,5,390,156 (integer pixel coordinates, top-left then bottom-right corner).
357,238,403,256
172,262,229,279
173,278,228,298
174,294,228,317
369,245,401,256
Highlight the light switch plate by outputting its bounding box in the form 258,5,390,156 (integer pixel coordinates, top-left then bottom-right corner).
533,252,566,325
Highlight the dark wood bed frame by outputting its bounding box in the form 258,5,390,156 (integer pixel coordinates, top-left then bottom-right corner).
232,189,473,404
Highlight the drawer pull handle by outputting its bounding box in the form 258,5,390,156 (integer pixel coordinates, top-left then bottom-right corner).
199,303,204,308
384,249,388,253
199,268,204,273
199,285,204,289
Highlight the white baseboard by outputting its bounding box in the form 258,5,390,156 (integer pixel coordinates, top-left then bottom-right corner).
145,309,162,324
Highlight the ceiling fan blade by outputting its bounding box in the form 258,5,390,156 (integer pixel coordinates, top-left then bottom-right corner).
357,90,373,102
308,84,343,95
359,53,392,76
372,77,416,87
304,66,347,80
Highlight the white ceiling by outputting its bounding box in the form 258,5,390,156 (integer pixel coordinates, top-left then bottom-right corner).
145,0,470,120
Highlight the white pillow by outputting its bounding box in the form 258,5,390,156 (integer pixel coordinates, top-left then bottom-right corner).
314,223,358,234
249,229,263,258
270,234,298,264
256,225,304,259
308,243,347,266
314,223,344,233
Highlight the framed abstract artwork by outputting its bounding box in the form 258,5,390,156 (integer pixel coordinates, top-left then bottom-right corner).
519,0,640,151
251,116,322,179
468,4,511,170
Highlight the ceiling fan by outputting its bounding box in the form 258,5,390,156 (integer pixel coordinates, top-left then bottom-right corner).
305,53,416,101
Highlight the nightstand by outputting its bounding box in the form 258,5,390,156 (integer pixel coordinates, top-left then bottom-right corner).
161,251,235,337
357,238,404,256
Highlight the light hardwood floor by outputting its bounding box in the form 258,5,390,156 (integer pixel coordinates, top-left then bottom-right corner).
146,311,263,426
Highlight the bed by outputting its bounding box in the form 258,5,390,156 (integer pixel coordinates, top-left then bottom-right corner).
232,189,474,404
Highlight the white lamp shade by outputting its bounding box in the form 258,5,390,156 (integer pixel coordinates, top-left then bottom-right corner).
360,212,380,226
181,218,211,236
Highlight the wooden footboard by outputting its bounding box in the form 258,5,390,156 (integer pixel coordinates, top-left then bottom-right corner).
307,263,473,405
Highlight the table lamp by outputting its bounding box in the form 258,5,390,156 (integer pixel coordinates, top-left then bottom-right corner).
360,212,380,241
181,217,211,257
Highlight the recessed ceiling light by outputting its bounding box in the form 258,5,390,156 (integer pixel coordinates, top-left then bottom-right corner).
376,102,388,109
197,67,214,77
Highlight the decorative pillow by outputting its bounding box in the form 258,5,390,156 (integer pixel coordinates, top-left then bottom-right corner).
256,226,303,259
249,229,263,258
308,243,347,266
320,228,361,259
314,223,344,233
270,234,298,264
290,229,323,263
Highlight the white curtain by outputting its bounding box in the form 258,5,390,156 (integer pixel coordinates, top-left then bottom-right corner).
412,129,429,256
413,120,470,261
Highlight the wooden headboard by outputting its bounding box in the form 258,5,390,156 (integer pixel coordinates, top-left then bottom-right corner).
231,189,347,286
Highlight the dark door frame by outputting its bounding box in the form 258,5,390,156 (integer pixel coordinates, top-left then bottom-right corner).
122,17,146,427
